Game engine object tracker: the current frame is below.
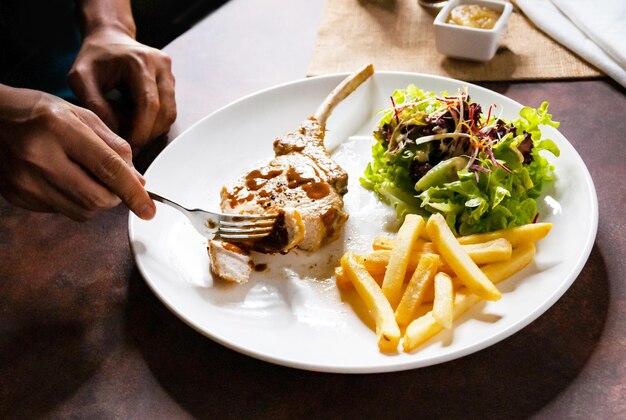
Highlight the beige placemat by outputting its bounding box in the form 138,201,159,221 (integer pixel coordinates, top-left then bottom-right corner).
308,0,602,81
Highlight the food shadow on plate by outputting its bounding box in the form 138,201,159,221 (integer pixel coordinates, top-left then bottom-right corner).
491,261,539,295
337,288,376,332
194,233,347,316
402,300,502,352
435,301,502,349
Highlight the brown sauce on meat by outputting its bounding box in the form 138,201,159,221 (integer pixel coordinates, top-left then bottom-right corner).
274,134,306,153
302,182,330,199
226,185,243,208
227,191,256,208
245,168,283,191
258,188,274,198
245,178,267,190
222,242,248,255
285,165,330,199
286,166,316,188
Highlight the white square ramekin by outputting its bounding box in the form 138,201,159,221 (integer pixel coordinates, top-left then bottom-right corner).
433,0,513,61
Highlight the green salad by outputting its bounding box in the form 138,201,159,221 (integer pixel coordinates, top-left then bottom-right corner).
360,85,560,235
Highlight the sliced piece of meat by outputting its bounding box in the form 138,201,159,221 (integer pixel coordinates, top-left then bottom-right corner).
208,240,252,283
220,64,375,253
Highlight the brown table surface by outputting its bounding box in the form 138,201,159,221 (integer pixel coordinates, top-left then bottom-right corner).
1,0,625,418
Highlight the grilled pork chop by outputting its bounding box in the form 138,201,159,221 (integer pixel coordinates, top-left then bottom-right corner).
220,64,374,254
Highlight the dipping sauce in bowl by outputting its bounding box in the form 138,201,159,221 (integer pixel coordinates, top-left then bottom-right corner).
447,4,501,29
433,0,513,61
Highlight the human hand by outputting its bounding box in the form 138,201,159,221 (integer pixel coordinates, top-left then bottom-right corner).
68,28,176,149
0,86,156,221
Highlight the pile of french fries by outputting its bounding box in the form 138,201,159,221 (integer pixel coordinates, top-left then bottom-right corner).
335,213,552,353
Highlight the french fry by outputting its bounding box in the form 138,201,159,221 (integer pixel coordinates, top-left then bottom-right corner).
335,265,385,290
337,260,413,291
482,242,536,284
457,223,552,247
461,238,512,265
334,266,350,289
337,251,461,301
336,262,389,290
432,272,454,329
402,244,537,352
364,239,510,274
381,214,425,307
336,212,542,353
344,238,533,290
402,287,480,352
377,228,430,243
363,250,401,276
337,271,460,307
341,253,400,352
362,250,447,276
372,236,434,252
395,253,440,328
375,237,511,265
426,213,501,301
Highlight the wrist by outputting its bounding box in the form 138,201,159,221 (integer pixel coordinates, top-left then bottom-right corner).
0,85,45,131
81,24,137,47
77,0,137,42
82,19,136,41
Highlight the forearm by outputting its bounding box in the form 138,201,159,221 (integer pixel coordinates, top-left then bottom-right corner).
76,0,136,38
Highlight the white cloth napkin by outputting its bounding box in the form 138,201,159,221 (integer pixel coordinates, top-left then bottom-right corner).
516,0,626,88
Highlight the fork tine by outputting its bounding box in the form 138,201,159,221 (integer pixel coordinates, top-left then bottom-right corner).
219,214,277,222
218,226,274,234
219,220,276,228
218,232,272,240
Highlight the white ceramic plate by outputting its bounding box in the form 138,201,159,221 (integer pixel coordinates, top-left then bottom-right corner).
129,72,597,373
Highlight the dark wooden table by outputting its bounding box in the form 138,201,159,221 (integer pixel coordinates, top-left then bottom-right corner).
1,0,624,418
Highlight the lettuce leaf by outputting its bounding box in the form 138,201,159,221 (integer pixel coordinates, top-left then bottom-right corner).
360,87,560,235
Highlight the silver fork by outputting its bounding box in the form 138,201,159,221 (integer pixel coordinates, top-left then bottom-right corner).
147,191,277,241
